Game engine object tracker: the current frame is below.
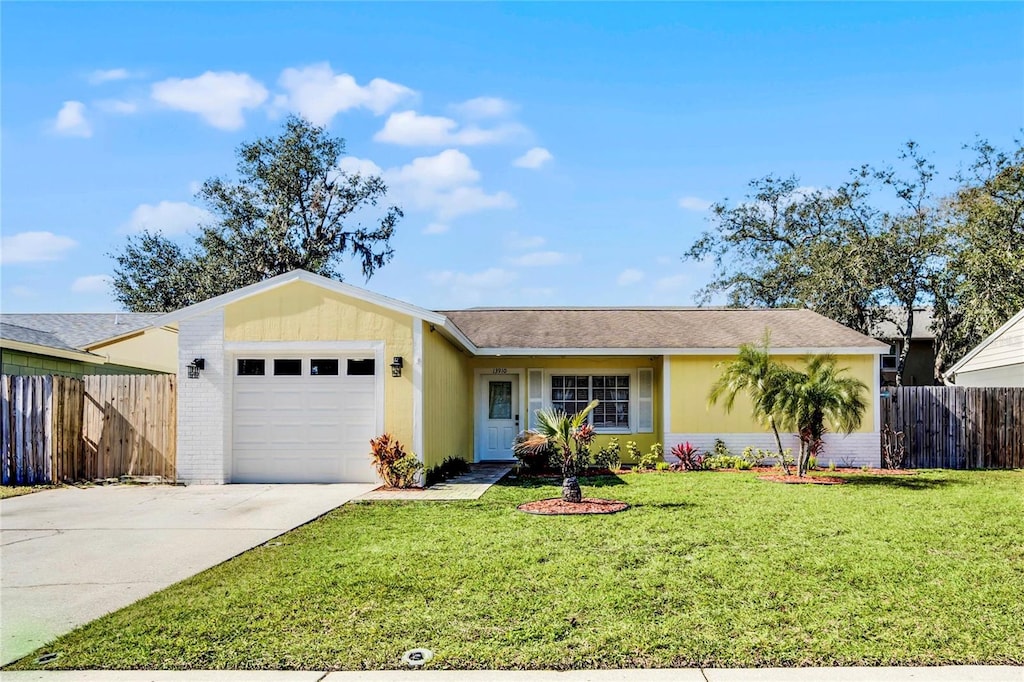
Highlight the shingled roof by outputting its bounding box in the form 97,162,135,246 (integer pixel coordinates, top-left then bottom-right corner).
439,307,887,351
0,313,162,351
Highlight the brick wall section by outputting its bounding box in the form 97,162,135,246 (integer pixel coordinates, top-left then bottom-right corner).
176,309,226,484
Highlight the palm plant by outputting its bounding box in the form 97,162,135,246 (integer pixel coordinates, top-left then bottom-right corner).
774,354,868,476
514,400,598,503
708,335,795,474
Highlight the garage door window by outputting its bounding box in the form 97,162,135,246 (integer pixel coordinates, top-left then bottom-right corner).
310,359,339,376
347,359,375,376
274,359,302,376
237,359,265,376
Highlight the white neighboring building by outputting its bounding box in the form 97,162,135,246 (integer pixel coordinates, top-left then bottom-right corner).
945,309,1024,387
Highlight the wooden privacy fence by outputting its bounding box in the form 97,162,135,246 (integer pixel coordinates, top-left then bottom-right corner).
880,386,1024,469
1,374,176,485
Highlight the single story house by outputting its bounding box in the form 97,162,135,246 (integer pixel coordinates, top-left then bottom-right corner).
944,308,1024,387
152,270,888,484
1,314,177,377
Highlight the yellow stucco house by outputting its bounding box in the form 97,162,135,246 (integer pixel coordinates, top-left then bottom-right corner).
151,269,887,484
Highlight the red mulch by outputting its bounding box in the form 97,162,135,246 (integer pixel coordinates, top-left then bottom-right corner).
517,498,630,515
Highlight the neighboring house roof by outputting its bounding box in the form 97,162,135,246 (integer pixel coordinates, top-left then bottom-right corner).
945,307,1024,379
870,307,935,341
440,307,888,354
0,322,84,354
0,313,162,350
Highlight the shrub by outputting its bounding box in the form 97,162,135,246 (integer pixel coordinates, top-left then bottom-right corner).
592,437,622,470
808,455,818,470
828,460,837,471
703,454,746,470
712,438,731,458
741,446,770,467
369,434,422,488
625,440,642,466
424,456,471,486
513,431,554,473
655,461,670,472
671,441,704,471
634,442,662,471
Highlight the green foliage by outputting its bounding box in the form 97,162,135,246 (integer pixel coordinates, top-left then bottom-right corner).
424,456,471,486
702,454,746,470
671,441,704,471
513,431,553,473
516,400,598,501
741,446,772,467
808,455,818,470
368,434,422,488
633,442,663,471
655,461,670,472
684,139,1024,383
711,438,731,458
592,437,622,470
111,116,402,311
625,440,642,464
828,460,837,471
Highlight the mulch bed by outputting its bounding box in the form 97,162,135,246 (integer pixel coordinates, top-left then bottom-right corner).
518,498,630,515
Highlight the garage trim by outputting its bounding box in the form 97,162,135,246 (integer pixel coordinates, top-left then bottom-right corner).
223,340,385,483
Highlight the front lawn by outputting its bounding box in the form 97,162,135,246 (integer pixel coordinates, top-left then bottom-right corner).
10,470,1024,670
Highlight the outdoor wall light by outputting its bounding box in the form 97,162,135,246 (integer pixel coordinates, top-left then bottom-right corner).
390,356,404,378
187,358,206,379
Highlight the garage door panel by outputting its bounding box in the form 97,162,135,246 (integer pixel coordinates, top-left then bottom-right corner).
231,354,379,484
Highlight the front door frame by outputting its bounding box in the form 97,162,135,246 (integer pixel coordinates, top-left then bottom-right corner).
474,367,526,462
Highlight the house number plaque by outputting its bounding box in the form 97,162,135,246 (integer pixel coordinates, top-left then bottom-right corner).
491,368,508,374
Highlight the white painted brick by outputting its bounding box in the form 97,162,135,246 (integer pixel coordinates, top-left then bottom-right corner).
176,310,227,484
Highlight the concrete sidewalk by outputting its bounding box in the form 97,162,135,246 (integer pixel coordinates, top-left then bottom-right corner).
1,667,1021,681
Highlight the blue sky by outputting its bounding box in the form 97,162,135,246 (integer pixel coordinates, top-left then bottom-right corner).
2,2,1022,313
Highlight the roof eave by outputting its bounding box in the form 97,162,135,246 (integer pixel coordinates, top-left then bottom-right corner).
945,307,1024,378
0,339,106,364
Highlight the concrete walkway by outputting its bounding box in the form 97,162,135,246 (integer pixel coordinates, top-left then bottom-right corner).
354,462,513,501
1,666,1021,680
0,484,375,666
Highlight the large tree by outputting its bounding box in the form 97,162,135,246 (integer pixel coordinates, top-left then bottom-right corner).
685,140,1024,383
112,116,402,312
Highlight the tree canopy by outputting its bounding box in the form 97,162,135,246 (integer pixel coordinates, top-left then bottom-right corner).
111,116,402,312
684,139,1024,383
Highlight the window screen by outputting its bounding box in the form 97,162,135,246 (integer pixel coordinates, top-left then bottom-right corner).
310,359,339,376
347,358,375,376
273,359,302,376
237,359,265,376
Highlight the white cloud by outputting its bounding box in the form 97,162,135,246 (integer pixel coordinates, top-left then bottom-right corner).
679,196,713,212
53,101,92,137
506,251,579,267
71,274,113,294
390,149,480,189
428,268,518,289
513,147,553,169
374,110,526,146
616,268,645,286
88,68,131,84
655,274,688,291
503,232,546,250
95,99,138,115
452,96,515,119
337,156,384,178
151,71,268,130
423,223,450,235
1,231,77,264
274,63,415,125
387,150,515,220
126,201,212,235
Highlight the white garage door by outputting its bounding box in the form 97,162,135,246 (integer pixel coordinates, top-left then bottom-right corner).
231,355,379,483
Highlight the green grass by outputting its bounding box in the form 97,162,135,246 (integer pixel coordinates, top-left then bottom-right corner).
9,470,1024,671
0,484,57,499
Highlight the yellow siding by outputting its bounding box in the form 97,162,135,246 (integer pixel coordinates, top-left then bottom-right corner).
421,324,474,469
669,354,877,434
469,356,663,461
86,327,178,373
223,280,415,448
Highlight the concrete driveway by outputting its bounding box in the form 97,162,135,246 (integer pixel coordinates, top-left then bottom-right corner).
0,483,375,665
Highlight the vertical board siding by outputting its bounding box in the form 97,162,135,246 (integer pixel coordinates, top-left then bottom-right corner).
1,374,175,484
881,386,1023,469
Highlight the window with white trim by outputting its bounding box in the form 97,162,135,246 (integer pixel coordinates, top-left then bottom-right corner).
550,374,630,430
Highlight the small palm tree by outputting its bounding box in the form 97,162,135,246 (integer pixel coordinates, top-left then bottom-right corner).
709,335,795,474
515,400,598,503
775,354,868,476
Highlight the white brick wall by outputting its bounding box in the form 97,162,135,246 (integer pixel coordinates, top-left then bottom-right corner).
177,310,227,484
663,432,881,468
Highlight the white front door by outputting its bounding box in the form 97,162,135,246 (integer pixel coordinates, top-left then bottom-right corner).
478,375,519,460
